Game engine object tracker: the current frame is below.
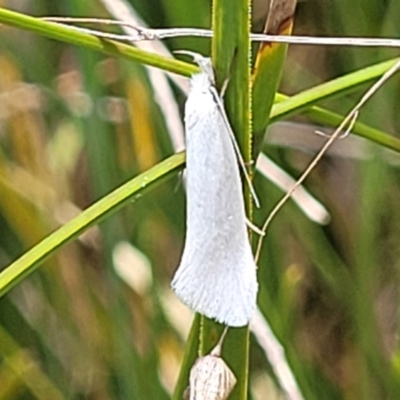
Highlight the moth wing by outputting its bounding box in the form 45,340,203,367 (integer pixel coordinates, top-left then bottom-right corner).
172,80,258,327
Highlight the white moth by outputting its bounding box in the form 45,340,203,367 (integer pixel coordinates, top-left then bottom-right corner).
171,52,258,327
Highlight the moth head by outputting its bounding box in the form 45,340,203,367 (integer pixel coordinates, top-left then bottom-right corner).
174,50,216,85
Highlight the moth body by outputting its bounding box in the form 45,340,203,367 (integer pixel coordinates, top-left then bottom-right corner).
171,55,258,327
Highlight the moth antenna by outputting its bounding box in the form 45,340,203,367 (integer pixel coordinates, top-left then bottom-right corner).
246,218,265,236
174,50,215,83
210,86,260,208
176,52,260,206
219,78,229,98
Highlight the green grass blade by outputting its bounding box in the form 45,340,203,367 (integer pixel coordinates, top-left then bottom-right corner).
0,7,195,77
208,1,252,400
252,1,296,154
269,57,400,152
0,153,185,297
0,324,66,400
172,314,201,400
302,105,400,153
271,57,400,121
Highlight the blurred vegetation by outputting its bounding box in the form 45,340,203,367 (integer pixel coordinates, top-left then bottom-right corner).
0,0,400,399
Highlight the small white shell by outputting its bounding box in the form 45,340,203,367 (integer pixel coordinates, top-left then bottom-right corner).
171,55,258,327
188,354,237,400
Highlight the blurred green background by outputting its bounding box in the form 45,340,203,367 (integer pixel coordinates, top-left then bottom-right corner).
1,0,400,399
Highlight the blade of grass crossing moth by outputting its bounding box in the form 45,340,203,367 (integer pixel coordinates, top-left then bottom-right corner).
252,0,297,157
196,1,252,400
